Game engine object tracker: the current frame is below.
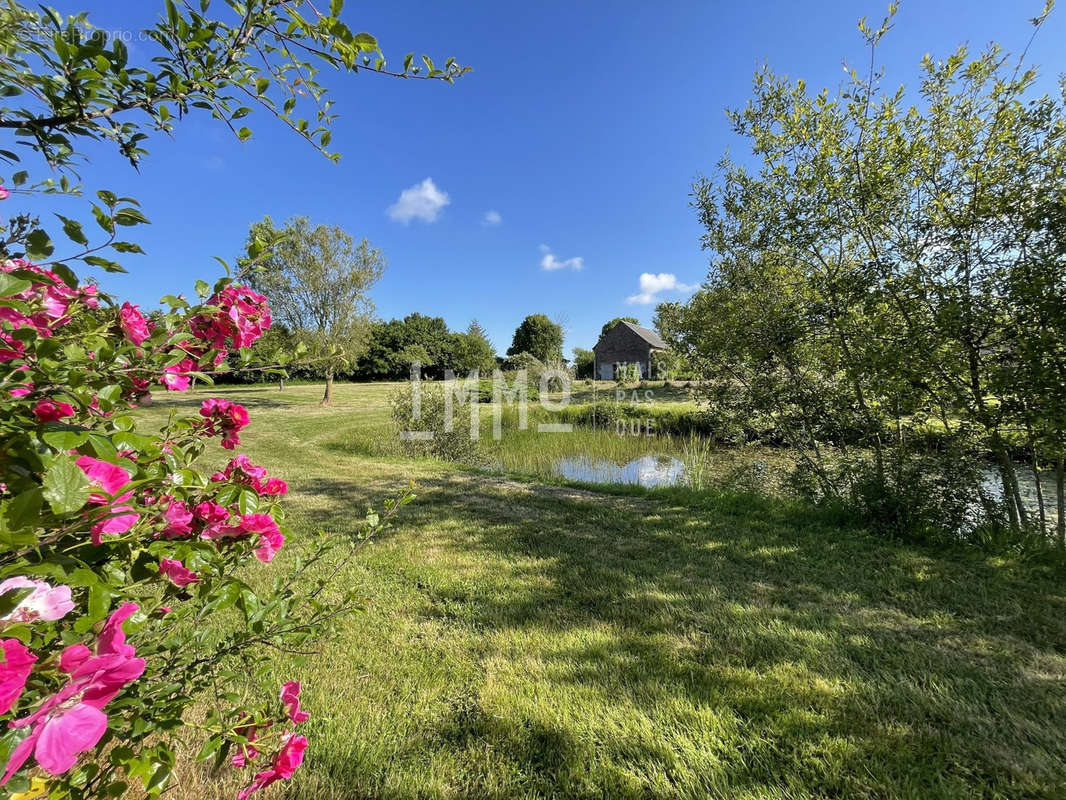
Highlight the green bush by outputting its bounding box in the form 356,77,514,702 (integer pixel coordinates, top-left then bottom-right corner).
390,382,483,464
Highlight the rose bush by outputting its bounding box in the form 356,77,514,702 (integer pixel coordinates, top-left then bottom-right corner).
0,2,463,795
0,252,411,797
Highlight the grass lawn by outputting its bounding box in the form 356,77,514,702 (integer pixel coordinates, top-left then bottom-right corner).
136,383,1066,800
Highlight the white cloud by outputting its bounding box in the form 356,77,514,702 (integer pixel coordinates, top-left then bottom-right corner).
539,244,583,272
482,210,502,226
626,272,697,304
387,178,450,224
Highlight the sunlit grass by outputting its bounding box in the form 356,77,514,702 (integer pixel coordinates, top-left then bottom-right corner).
135,382,1066,800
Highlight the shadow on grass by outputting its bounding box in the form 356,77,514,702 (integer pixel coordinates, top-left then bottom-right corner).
281,470,1066,799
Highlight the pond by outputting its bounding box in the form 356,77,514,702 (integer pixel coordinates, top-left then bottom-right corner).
553,455,687,488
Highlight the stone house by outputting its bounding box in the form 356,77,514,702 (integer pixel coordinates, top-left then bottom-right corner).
592,321,668,380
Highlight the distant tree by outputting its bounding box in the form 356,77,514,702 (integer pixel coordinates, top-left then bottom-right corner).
247,216,384,404
357,319,407,381
400,313,454,377
600,316,640,338
507,314,563,361
572,347,595,379
451,320,497,374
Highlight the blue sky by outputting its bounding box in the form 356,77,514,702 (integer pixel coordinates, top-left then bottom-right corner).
19,1,1066,355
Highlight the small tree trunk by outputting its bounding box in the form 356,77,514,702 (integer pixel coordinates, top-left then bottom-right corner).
1031,449,1047,537
995,446,1021,534
321,370,333,405
278,377,285,391
1057,456,1065,548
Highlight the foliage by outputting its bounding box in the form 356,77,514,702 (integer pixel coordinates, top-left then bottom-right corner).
357,314,455,381
506,314,563,362
0,0,468,265
245,216,384,403
613,363,641,384
0,0,461,796
571,347,594,380
450,320,497,375
0,259,412,797
389,381,482,465
666,4,1066,546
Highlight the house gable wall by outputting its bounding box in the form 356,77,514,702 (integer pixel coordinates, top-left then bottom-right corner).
593,324,654,379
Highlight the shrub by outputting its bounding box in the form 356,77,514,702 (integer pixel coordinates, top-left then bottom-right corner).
0,261,411,797
390,382,483,465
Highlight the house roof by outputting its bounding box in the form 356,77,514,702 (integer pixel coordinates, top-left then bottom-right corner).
619,321,668,349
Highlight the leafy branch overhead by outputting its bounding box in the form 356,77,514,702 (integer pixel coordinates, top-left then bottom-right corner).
0,0,468,275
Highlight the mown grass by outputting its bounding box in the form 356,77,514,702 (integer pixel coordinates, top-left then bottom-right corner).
134,382,1066,800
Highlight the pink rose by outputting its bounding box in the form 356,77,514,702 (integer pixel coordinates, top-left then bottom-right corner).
236,733,307,800
0,577,75,623
1,604,144,784
280,681,310,724
0,640,36,715
118,302,153,345
32,399,75,422
75,456,131,499
160,499,194,538
158,558,199,588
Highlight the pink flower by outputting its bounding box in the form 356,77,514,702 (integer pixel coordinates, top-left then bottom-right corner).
236,733,307,800
118,302,153,345
32,399,75,422
220,455,285,496
9,383,32,398
160,362,193,392
75,456,131,499
280,681,310,724
0,640,36,715
193,501,229,524
0,577,74,623
199,398,250,450
231,718,264,769
240,514,285,563
263,479,288,496
1,604,145,784
158,558,199,588
96,601,139,658
190,285,272,352
200,513,284,563
0,187,9,200
89,505,139,546
75,457,138,544
160,499,194,538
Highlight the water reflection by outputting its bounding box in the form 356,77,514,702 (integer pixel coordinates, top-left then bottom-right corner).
553,455,686,488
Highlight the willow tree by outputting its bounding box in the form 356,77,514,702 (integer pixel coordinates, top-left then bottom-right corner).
248,216,385,404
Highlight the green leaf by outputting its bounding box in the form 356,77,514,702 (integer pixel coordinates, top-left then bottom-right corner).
0,273,31,297
84,255,127,273
0,488,43,545
42,429,90,451
25,229,54,260
42,454,91,515
111,241,145,254
238,489,259,514
114,208,150,226
194,279,210,298
56,214,89,246
353,32,377,51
